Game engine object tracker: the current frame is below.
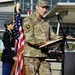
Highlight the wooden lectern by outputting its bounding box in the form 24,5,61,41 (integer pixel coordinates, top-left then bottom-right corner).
39,38,64,75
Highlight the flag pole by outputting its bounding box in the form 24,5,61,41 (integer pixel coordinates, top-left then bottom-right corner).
11,1,26,75
10,3,17,75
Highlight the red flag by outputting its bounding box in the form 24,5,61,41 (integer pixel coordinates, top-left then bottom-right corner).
27,1,30,16
27,9,30,16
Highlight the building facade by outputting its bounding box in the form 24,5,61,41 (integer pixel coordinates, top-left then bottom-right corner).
0,0,75,49
19,0,75,15
0,0,14,50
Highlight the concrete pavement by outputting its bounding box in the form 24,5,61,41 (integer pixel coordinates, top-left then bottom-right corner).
0,61,61,75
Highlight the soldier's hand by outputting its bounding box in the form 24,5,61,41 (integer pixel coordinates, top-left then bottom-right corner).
13,56,18,61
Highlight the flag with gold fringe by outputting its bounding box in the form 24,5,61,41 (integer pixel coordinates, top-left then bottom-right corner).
11,2,25,75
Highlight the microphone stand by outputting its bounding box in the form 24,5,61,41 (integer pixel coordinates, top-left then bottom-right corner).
57,18,68,75
57,21,60,35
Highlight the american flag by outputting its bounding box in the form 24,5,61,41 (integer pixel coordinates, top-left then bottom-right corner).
13,4,25,75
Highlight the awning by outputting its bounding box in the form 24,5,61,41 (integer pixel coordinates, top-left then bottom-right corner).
44,2,75,24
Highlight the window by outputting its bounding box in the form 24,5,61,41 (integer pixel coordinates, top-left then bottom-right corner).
52,24,75,37
0,12,13,36
0,12,13,29
0,36,3,50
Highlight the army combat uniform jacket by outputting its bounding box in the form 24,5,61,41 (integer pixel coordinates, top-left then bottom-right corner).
23,12,60,57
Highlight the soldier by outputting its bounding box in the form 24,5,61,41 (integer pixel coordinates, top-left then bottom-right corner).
23,0,60,75
1,19,18,75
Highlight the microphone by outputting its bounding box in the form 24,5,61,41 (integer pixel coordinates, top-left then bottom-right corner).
56,12,62,21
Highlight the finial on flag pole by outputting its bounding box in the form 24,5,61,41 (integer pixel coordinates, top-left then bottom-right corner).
16,1,20,13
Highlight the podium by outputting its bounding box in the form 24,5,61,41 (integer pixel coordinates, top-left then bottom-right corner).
64,38,75,75
39,38,64,75
43,2,75,75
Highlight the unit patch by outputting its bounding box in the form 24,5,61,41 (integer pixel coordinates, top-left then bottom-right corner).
26,25,30,29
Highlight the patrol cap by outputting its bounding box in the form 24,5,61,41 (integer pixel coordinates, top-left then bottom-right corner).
37,0,49,7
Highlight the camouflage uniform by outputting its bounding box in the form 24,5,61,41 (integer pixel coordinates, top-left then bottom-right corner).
23,0,60,75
